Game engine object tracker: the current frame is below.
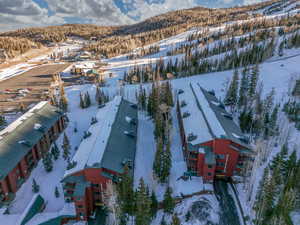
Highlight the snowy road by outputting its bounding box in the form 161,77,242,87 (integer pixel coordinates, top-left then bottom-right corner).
215,180,241,225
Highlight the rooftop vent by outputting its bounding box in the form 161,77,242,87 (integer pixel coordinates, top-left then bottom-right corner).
124,131,135,137
125,116,137,125
122,159,133,168
181,101,187,108
239,136,249,144
222,113,233,120
218,103,225,110
98,104,106,109
208,90,215,96
183,112,191,118
83,131,92,139
91,117,98,125
130,104,138,109
18,140,31,147
34,123,45,132
187,133,197,142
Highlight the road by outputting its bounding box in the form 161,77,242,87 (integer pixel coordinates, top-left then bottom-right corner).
214,180,241,225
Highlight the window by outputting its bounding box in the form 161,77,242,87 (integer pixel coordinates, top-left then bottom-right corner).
77,205,84,209
217,161,225,167
216,154,225,159
208,165,213,169
207,172,212,176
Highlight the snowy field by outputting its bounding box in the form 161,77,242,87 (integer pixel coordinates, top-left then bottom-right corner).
0,43,81,81
0,9,299,223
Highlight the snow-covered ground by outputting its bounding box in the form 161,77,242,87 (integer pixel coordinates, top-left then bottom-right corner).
0,42,81,81
0,10,299,224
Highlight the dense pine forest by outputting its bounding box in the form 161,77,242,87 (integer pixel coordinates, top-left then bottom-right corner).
0,0,296,61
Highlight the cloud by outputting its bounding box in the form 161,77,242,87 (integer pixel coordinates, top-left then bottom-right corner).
0,0,266,32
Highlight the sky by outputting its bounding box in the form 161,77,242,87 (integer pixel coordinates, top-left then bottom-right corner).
0,0,266,32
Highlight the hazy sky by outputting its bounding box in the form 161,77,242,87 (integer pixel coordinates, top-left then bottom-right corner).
0,0,265,31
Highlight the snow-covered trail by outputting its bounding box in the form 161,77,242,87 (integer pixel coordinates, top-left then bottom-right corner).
134,112,156,190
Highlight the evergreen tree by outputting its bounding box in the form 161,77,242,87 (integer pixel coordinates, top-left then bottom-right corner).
62,133,71,161
79,92,85,109
51,142,60,160
153,139,163,180
269,104,279,136
285,150,297,178
238,67,249,109
161,140,172,183
154,113,164,140
185,211,191,222
165,82,174,107
85,92,91,107
163,186,175,213
32,178,40,193
160,216,167,225
135,178,152,225
224,69,239,108
150,191,158,218
0,113,6,127
42,152,53,172
55,186,60,198
118,165,135,215
171,214,181,225
249,64,259,99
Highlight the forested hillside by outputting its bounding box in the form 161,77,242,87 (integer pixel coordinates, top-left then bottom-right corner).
0,0,292,61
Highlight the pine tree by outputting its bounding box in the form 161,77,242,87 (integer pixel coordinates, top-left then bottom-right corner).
55,186,60,198
224,69,239,108
118,165,135,215
150,191,158,218
42,152,53,172
163,186,175,213
154,113,164,140
171,214,181,225
153,139,163,180
165,82,174,107
62,133,71,161
32,178,40,193
285,150,297,178
51,142,60,160
238,67,249,109
60,95,68,111
160,216,167,225
85,92,91,107
135,178,152,225
79,92,85,109
0,113,6,127
161,140,172,183
249,64,259,99
185,211,191,222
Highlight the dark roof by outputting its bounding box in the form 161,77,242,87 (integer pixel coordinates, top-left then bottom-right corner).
0,102,63,180
100,99,138,174
197,84,251,149
20,194,45,225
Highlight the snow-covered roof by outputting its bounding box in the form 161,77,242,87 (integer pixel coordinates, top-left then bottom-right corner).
178,83,250,149
64,96,138,178
177,85,212,145
64,96,122,177
190,83,227,139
